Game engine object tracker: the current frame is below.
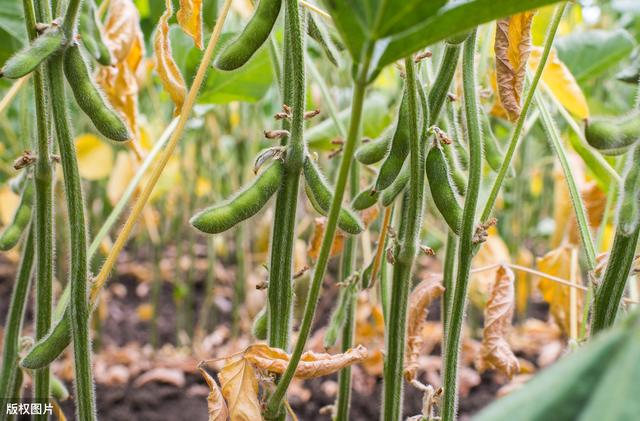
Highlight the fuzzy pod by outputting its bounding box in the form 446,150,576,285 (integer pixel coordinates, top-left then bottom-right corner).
251,305,268,340
1,26,65,79
351,186,379,211
63,43,129,141
355,128,393,165
481,111,513,177
78,0,112,66
375,84,415,191
50,373,69,401
0,182,33,251
381,163,410,207
585,111,640,156
323,280,358,349
446,32,470,45
21,312,71,369
215,0,282,70
426,143,463,235
441,141,467,196
191,161,283,234
617,146,640,236
303,158,364,235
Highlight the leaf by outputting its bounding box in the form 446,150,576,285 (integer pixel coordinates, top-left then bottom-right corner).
555,29,637,83
103,0,143,63
469,228,511,309
536,245,582,336
217,356,262,421
154,0,187,114
494,12,534,121
198,366,229,421
177,0,203,49
107,152,136,205
308,217,345,261
0,185,19,226
476,266,520,379
404,274,445,382
75,134,114,180
528,47,589,119
133,368,186,387
244,343,368,379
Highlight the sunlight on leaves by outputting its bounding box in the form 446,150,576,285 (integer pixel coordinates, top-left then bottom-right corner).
75,134,114,180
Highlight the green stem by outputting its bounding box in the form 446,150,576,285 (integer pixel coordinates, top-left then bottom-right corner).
264,43,371,421
62,0,82,38
48,50,96,420
381,56,425,421
0,228,34,421
479,3,567,225
442,30,482,421
442,232,457,341
428,44,461,121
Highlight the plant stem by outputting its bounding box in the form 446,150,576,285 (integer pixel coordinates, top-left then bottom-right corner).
0,228,34,421
382,55,425,421
442,30,482,421
479,3,567,226
62,0,82,39
442,232,457,340
267,1,306,353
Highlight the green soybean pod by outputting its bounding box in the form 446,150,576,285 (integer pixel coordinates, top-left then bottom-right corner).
63,43,130,142
481,111,511,175
0,182,34,251
1,26,65,79
426,142,463,235
251,305,268,340
191,161,283,234
49,373,69,401
323,280,358,349
352,186,379,211
79,0,112,66
585,111,640,156
441,141,467,196
446,32,470,45
355,127,393,165
215,0,282,71
302,158,364,235
20,311,71,369
375,84,415,191
381,163,410,207
617,145,640,236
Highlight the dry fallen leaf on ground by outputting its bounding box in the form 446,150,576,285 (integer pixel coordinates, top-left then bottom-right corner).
133,367,186,388
477,266,520,379
218,356,263,421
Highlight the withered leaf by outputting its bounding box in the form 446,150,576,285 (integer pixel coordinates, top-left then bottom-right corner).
404,274,445,382
177,0,203,49
198,366,229,421
308,217,345,260
494,12,535,121
244,343,368,380
476,265,520,379
154,0,187,114
217,356,262,421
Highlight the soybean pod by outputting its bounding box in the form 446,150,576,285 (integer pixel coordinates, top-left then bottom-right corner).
426,141,463,235
375,84,415,191
323,278,359,349
617,145,640,236
63,43,130,141
251,305,268,340
20,312,71,370
191,161,283,234
585,111,640,156
215,0,282,70
355,127,393,165
352,186,379,211
441,140,467,196
1,26,65,79
302,157,364,235
381,162,410,207
78,0,112,65
481,110,511,175
0,182,34,251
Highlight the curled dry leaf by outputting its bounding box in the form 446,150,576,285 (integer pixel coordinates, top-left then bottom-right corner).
133,367,186,388
308,217,345,260
154,0,187,115
198,366,229,421
494,12,534,121
177,0,203,49
217,356,263,421
404,274,445,382
476,265,520,379
244,343,368,380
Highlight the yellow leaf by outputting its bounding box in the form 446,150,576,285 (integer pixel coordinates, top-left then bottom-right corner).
469,228,511,308
103,0,143,63
0,186,20,226
75,134,114,180
107,152,136,205
177,0,203,49
196,176,212,197
307,217,344,260
529,47,589,119
477,266,520,379
494,12,535,121
217,356,262,421
154,0,187,114
199,366,229,421
515,248,534,318
244,343,368,380
536,245,582,336
404,274,445,382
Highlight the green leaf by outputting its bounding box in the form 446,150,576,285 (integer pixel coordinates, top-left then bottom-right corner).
197,33,274,104
556,29,637,82
321,0,563,79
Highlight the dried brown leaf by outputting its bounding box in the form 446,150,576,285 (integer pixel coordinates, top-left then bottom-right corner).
244,343,368,380
217,356,262,421
177,0,203,49
198,366,229,421
133,367,186,387
103,0,142,63
308,217,344,260
154,0,187,114
476,265,520,379
404,274,445,382
494,12,534,121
